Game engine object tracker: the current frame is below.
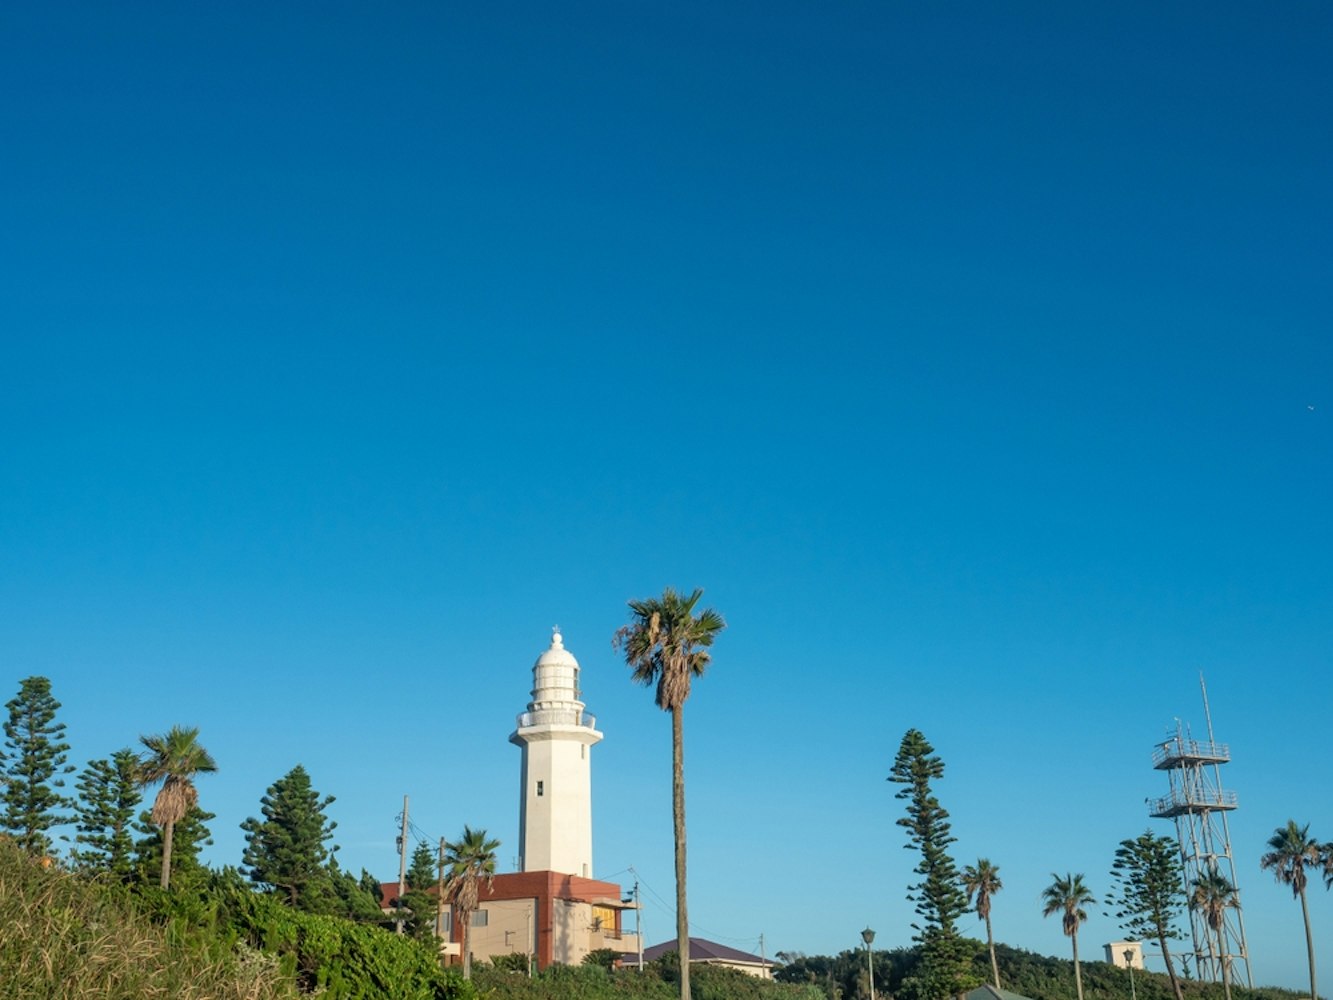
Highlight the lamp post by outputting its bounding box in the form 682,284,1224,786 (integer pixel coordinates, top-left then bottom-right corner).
861,927,876,1000
1125,949,1137,1000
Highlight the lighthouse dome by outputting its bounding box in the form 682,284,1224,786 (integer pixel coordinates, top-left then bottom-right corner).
526,628,584,711
534,630,579,670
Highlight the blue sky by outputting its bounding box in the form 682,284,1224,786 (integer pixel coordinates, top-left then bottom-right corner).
2,0,1330,990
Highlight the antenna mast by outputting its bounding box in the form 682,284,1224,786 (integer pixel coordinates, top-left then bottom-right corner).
1148,676,1252,987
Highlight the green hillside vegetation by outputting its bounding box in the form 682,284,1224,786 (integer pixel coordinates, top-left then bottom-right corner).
0,836,469,1000
0,834,1315,1000
473,953,821,1000
776,942,1312,1000
0,836,292,1000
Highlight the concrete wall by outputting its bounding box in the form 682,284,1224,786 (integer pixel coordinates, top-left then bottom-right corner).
465,897,537,970
519,730,596,876
1105,941,1145,969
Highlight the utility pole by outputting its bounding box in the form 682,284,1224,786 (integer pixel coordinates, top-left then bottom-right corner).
635,879,644,971
436,836,447,951
861,927,876,1000
396,795,409,935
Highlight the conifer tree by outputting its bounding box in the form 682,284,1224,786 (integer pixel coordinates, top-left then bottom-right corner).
407,839,436,890
70,748,141,878
398,839,441,936
320,856,389,922
241,764,337,909
359,867,385,904
134,804,215,888
1106,830,1186,1000
1,676,74,854
888,728,978,1000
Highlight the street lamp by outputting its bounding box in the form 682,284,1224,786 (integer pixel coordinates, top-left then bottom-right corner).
1125,949,1137,1000
861,927,876,1000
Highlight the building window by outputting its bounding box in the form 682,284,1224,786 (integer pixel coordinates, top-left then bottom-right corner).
472,909,489,927
536,780,543,796
581,744,586,759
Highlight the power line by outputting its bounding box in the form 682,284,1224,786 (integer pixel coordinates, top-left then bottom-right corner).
632,869,763,950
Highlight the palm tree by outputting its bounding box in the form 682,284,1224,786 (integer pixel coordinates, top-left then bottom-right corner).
1190,866,1238,1000
1042,872,1094,1000
963,858,1004,988
1260,820,1321,1000
136,725,216,889
442,825,500,980
613,587,725,1000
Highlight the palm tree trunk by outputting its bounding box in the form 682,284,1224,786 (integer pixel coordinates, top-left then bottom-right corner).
985,913,1000,988
672,703,690,1000
462,915,472,980
1216,927,1233,1000
1159,934,1184,1000
1298,887,1316,1000
160,820,175,889
1072,930,1083,1000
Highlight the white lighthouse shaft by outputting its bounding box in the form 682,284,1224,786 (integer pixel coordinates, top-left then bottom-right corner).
509,630,603,877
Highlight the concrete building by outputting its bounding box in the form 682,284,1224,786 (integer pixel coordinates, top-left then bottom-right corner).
381,869,634,970
1104,941,1145,969
386,630,637,970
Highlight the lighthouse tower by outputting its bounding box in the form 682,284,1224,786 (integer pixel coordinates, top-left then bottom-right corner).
509,629,603,877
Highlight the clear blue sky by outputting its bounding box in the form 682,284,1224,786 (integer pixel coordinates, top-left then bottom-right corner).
2,0,1330,990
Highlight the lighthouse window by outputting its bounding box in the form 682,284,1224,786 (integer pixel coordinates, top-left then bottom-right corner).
536,781,543,797
581,744,586,759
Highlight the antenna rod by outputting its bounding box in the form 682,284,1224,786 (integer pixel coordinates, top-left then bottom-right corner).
1200,672,1217,743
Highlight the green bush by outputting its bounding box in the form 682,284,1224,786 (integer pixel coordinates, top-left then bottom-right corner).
128,865,473,1000
471,959,819,1000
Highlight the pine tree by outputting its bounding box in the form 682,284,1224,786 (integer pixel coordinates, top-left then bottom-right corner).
319,856,389,921
398,839,441,936
70,748,141,878
1,676,74,854
359,867,385,904
134,804,215,888
888,728,978,1000
241,764,337,909
1107,831,1187,1000
407,839,436,890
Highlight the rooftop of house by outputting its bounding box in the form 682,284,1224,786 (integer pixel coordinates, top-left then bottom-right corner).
378,870,632,911
642,937,771,967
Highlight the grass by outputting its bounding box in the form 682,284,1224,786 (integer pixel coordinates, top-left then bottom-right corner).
0,838,295,1000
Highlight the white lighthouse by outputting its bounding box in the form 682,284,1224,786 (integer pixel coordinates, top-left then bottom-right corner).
509,629,603,877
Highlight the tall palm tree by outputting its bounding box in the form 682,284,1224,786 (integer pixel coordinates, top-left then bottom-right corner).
442,825,500,980
1260,820,1321,1000
1190,866,1238,1000
613,587,725,1000
1042,872,1094,1000
963,858,1004,988
136,725,216,889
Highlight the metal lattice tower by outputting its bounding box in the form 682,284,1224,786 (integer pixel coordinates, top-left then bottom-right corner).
1147,676,1252,988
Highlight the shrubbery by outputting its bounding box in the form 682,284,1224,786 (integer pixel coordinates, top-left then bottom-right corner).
473,958,820,1000
134,866,473,1000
